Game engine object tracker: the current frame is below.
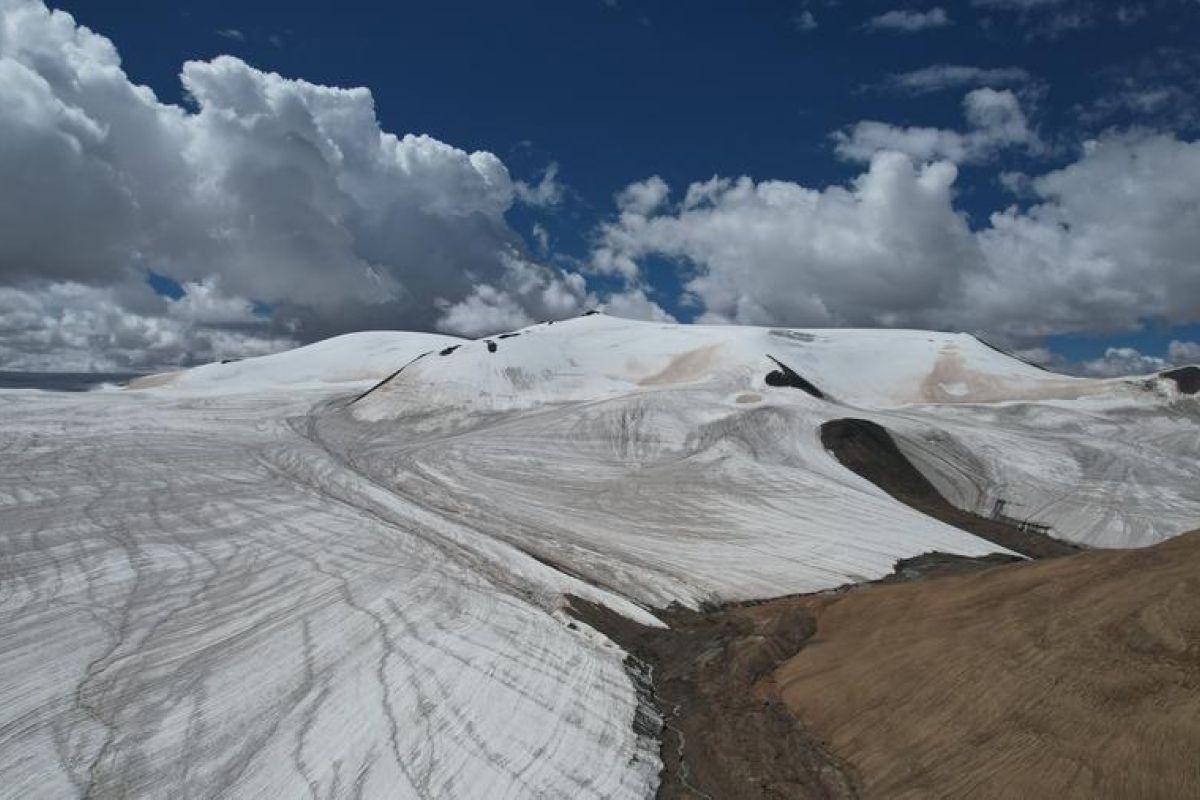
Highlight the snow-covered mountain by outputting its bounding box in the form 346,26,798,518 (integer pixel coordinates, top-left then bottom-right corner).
348,313,1196,552
127,330,463,392
1,313,1196,798
353,313,1106,415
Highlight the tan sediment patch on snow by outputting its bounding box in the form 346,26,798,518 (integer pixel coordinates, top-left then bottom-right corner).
638,343,723,386
918,344,1107,404
770,530,1200,799
126,371,184,389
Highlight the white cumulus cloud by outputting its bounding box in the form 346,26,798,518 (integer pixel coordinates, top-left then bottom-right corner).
595,152,978,329
864,7,952,32
514,162,565,207
1168,340,1200,364
594,131,1200,348
0,281,298,372
883,64,1032,94
1064,339,1200,378
834,88,1040,164
0,0,637,369
1078,347,1167,377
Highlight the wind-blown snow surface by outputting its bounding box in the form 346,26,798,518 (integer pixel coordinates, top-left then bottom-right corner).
125,330,464,392
2,315,1197,798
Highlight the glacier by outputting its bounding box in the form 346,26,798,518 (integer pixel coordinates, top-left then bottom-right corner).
1,314,1197,798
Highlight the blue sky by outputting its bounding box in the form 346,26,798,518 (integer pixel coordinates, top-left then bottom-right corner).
3,0,1200,371
56,2,1194,220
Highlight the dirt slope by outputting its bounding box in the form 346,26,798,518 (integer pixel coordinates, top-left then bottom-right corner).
770,531,1200,799
570,596,858,799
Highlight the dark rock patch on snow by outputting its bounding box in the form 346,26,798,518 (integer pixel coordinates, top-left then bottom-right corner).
350,351,431,404
972,335,1050,372
768,329,815,344
820,418,1079,559
764,355,825,399
1163,365,1200,395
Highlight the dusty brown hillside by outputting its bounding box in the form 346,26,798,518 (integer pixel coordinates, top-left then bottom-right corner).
769,531,1200,799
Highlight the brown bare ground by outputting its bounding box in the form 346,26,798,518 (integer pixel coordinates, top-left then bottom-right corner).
769,531,1200,799
569,553,1015,799
570,595,860,799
